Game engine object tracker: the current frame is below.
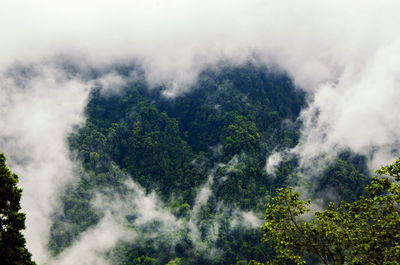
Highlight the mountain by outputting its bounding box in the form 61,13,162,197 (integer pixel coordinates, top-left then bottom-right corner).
48,63,369,264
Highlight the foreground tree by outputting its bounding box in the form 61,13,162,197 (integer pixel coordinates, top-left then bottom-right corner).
252,158,400,265
0,153,36,264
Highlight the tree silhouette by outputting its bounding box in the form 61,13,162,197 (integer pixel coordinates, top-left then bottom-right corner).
0,152,36,264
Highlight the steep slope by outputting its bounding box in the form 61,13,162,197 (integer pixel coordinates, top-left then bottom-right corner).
48,63,368,264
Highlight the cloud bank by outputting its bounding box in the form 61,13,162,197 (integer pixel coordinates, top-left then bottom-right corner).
1,0,400,263
1,0,398,90
0,64,90,261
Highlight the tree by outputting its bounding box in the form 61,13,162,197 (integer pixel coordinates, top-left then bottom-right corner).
252,158,400,265
0,152,36,264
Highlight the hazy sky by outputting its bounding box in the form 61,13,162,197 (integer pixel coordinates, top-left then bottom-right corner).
1,0,398,90
1,1,400,264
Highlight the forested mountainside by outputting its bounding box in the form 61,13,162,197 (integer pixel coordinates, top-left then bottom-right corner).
48,63,370,264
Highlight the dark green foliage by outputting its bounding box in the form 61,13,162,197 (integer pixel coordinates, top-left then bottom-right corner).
215,224,273,263
0,153,36,265
111,104,201,200
317,153,370,203
48,63,370,264
48,177,102,255
64,62,305,204
156,64,304,155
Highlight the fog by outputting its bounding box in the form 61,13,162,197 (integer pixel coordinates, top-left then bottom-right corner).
1,0,400,263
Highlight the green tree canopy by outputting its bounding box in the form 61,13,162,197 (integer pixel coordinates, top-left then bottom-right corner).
253,158,400,265
0,152,36,265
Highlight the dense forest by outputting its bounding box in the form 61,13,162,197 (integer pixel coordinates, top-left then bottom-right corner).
43,63,371,264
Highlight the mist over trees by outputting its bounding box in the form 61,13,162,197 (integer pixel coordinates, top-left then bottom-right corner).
43,63,372,265
1,1,400,264
0,61,398,265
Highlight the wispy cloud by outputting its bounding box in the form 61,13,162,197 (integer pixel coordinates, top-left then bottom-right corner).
0,63,90,262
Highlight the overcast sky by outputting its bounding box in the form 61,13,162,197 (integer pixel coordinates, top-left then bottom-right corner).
1,0,398,89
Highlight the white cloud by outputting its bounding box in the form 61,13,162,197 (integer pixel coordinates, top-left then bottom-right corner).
265,152,283,175
0,64,90,263
51,212,135,265
293,38,400,169
231,209,263,229
0,0,397,92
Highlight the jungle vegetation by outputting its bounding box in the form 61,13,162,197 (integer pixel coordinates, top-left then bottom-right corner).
47,63,372,264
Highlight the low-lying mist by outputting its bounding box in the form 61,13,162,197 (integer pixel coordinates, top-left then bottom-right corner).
1,1,400,263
